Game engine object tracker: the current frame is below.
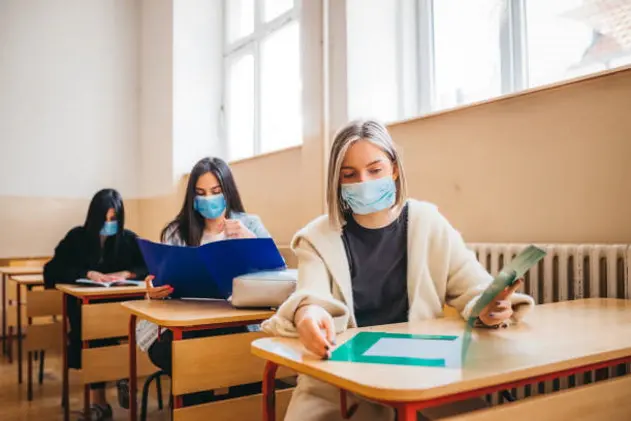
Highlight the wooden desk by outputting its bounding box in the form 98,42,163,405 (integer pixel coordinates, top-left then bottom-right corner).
8,274,44,385
0,266,43,359
122,300,276,421
56,284,147,421
252,298,631,421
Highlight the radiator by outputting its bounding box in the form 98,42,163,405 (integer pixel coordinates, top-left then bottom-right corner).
468,243,631,403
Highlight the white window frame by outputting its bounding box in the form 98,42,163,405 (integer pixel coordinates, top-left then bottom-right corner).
410,0,526,117
397,0,629,122
222,0,301,160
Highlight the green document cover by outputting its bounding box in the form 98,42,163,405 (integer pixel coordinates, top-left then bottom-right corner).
329,331,461,367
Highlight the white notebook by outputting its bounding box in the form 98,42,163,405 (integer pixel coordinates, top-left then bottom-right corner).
76,279,144,288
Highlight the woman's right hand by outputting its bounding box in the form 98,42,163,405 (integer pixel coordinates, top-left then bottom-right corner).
295,304,336,359
87,271,112,283
144,275,173,300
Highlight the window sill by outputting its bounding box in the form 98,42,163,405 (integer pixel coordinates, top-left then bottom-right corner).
388,64,631,129
228,144,302,166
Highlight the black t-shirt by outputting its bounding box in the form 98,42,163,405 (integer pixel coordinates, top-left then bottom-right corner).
342,204,409,328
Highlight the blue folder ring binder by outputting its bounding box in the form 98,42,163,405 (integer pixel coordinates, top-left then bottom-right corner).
137,237,287,300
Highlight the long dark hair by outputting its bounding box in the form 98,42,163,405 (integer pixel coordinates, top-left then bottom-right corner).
162,157,246,246
84,188,125,258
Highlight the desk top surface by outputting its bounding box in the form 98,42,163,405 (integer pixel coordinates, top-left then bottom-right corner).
252,298,631,402
9,275,44,285
121,299,275,327
0,266,44,276
56,283,147,298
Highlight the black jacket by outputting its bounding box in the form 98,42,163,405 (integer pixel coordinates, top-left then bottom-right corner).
44,226,148,289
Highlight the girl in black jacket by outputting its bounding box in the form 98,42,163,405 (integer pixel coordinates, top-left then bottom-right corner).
44,188,147,420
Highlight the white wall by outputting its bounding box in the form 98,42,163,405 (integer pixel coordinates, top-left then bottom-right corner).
173,0,225,176
0,0,226,258
0,0,140,198
138,0,174,198
346,0,399,123
138,0,224,197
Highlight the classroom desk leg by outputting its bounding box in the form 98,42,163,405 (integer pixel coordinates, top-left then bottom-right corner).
339,390,358,419
262,361,278,421
62,294,69,421
172,329,183,410
82,298,91,421
396,404,418,421
129,314,138,421
16,282,22,384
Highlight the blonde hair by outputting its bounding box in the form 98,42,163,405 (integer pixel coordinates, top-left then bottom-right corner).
326,119,408,230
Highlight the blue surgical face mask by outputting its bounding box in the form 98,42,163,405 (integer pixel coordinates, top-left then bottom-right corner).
100,220,118,237
194,193,226,220
340,176,397,215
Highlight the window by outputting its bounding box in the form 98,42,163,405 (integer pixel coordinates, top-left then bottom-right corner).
347,0,631,123
525,0,631,87
431,0,504,111
223,0,302,161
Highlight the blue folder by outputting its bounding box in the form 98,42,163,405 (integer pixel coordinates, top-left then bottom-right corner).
136,238,287,299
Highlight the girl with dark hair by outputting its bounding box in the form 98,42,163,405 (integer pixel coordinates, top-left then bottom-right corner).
44,188,148,420
160,156,269,247
135,157,272,403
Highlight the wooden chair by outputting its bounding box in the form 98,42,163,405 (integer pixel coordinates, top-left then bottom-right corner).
23,289,63,400
170,331,294,420
70,301,159,416
5,258,48,361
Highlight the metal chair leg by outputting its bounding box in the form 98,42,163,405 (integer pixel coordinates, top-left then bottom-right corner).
141,371,165,421
39,351,45,384
501,390,517,402
7,326,13,363
27,351,33,401
156,374,163,410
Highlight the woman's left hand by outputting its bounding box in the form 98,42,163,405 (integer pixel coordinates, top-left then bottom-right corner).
105,271,132,281
224,219,255,239
478,278,523,327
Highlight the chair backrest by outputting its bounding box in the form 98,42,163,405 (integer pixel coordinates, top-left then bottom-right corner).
27,289,62,318
171,331,293,394
24,289,63,353
443,305,459,318
278,246,298,269
81,302,131,340
78,299,157,383
171,331,294,420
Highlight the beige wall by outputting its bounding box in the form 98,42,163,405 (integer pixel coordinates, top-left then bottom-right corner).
0,0,143,259
0,197,142,258
390,68,631,244
136,68,631,247
230,147,304,245
3,67,631,259
136,146,304,245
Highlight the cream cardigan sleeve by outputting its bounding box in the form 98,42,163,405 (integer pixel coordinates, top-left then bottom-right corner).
432,209,534,323
261,238,350,337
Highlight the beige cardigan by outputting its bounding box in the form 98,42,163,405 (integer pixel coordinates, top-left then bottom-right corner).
262,199,534,337
261,200,535,421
